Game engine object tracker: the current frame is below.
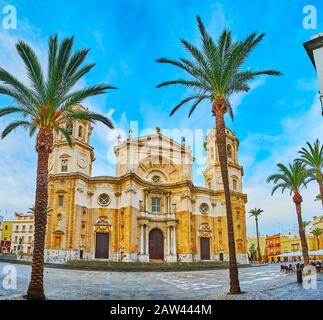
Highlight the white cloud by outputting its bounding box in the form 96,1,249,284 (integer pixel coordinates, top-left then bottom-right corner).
243,94,323,235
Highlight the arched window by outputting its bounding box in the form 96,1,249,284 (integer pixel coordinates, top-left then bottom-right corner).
207,179,212,189
78,125,83,138
210,146,214,160
66,123,73,135
232,179,237,191
61,159,68,172
227,144,233,158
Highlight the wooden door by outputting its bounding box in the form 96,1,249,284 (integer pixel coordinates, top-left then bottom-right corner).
95,233,109,259
200,237,210,260
149,229,164,260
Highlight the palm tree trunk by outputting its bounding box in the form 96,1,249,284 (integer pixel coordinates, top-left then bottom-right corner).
213,100,241,294
293,193,309,266
26,128,53,300
318,180,323,207
255,218,261,262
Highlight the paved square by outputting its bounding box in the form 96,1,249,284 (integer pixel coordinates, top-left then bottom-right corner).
0,262,321,300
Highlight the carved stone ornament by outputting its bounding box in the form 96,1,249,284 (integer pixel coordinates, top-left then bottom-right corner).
125,184,137,194
95,216,111,233
199,222,211,237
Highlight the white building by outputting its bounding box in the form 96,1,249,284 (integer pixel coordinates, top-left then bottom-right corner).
304,33,323,115
11,213,34,256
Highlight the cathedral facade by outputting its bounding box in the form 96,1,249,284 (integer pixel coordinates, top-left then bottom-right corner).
45,113,248,264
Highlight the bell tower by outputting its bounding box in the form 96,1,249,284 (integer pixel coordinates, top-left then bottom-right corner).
203,127,243,193
48,105,95,177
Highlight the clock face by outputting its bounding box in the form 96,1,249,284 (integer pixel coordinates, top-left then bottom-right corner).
78,158,87,169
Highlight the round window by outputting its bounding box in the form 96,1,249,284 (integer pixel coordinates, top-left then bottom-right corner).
152,175,161,183
57,213,63,220
98,193,111,207
199,203,209,214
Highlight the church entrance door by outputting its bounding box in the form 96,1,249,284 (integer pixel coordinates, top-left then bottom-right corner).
200,237,210,260
149,229,164,260
95,233,109,259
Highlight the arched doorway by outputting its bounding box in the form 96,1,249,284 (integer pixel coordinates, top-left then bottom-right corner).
149,229,164,260
95,233,109,259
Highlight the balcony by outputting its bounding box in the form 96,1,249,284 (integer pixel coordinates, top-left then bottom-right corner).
137,211,177,222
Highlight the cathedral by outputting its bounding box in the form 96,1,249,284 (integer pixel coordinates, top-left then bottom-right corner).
45,108,248,264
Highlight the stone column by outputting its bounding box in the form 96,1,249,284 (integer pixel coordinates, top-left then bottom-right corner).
145,225,149,255
173,227,177,256
167,227,171,255
140,224,144,254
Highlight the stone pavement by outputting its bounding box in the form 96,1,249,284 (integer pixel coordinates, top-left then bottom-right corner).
0,262,321,300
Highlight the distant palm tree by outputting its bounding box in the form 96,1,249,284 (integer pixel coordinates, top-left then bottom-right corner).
0,35,116,299
249,208,263,262
28,206,52,216
302,220,310,231
267,162,312,266
315,194,322,202
297,139,323,207
156,15,281,294
311,227,322,250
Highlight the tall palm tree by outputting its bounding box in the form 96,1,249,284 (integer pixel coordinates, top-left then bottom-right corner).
267,162,313,266
156,15,281,294
28,206,53,216
311,227,322,250
297,139,323,207
249,208,263,262
0,35,116,299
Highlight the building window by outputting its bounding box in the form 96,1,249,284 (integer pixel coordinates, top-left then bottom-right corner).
29,225,33,231
15,236,18,242
98,193,111,207
5,225,8,230
78,125,83,138
151,198,161,213
227,144,233,158
61,159,68,172
22,225,26,231
199,203,209,214
16,226,19,231
58,195,64,207
210,146,214,160
66,123,73,135
152,175,161,183
232,179,237,191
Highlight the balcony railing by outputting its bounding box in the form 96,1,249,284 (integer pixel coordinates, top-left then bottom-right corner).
137,211,177,222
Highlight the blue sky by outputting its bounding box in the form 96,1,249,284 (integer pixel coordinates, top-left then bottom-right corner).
0,0,322,235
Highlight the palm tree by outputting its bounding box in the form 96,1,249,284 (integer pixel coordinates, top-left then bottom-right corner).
297,139,323,207
267,162,313,266
0,35,116,299
311,227,322,250
156,15,281,294
249,208,263,262
302,220,310,231
28,206,53,216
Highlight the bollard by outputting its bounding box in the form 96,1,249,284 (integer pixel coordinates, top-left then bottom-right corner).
296,268,302,283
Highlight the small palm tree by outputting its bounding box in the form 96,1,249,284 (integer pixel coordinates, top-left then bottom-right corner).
249,208,263,262
311,227,322,250
297,139,323,207
156,15,281,294
302,220,310,231
267,162,313,266
0,35,116,299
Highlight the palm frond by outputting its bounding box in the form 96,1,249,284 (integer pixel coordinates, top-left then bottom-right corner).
1,120,32,139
